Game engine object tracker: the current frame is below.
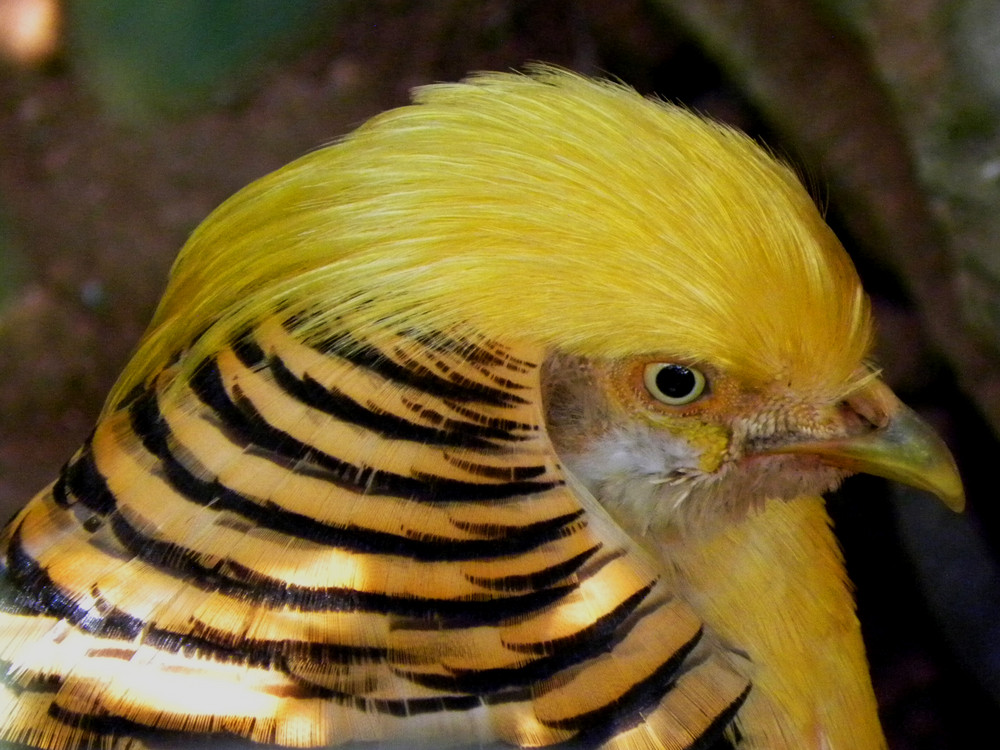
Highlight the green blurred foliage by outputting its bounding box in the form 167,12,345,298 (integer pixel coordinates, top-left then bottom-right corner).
66,0,340,119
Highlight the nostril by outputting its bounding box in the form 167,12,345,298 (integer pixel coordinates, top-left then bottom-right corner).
841,391,891,431
835,401,871,433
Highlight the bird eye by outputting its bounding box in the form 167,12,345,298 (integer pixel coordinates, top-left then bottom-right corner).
643,363,707,405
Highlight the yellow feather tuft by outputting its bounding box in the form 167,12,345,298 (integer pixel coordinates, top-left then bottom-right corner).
107,66,872,411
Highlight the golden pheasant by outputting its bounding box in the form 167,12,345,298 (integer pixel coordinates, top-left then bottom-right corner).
0,68,963,750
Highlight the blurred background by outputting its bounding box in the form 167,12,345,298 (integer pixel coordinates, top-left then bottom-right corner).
0,1,998,746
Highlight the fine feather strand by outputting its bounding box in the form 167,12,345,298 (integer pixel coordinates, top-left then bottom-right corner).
106,66,872,411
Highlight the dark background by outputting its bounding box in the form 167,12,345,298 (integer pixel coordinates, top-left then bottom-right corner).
1,1,998,746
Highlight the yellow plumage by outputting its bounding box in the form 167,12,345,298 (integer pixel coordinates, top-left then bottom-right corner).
0,67,961,750
111,68,870,406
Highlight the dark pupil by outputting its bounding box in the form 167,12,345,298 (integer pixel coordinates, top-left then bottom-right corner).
655,365,696,398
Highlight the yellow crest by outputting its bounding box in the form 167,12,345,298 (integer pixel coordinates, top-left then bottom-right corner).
111,66,871,409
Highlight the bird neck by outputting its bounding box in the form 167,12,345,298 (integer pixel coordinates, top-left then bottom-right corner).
662,496,888,750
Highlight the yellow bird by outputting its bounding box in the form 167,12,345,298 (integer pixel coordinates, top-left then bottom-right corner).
0,68,963,750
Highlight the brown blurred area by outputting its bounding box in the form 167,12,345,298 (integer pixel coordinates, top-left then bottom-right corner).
1,1,998,747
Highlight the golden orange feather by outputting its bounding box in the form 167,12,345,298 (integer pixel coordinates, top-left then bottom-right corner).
0,67,961,750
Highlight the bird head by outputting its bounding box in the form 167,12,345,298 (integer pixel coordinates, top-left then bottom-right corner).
542,352,962,539
113,67,962,541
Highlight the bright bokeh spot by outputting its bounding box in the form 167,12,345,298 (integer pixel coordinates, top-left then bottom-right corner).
0,0,60,65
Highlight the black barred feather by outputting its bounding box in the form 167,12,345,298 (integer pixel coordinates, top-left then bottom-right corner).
4,65,958,750
0,318,749,749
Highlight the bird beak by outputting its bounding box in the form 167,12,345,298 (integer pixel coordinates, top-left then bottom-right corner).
767,380,965,512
